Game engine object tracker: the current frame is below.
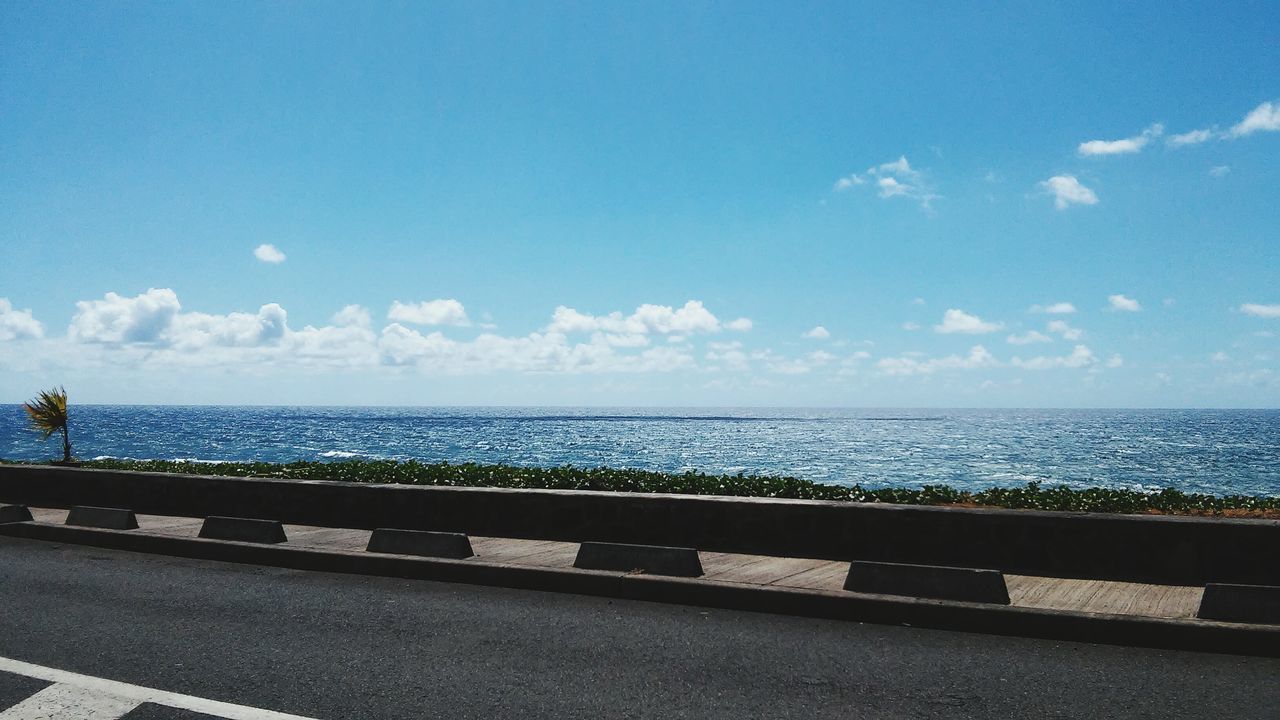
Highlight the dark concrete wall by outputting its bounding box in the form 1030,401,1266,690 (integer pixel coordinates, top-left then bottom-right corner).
2,464,1276,585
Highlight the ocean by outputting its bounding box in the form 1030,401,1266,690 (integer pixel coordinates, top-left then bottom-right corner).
2,405,1277,497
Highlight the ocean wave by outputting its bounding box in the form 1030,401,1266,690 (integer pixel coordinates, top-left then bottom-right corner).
319,450,363,459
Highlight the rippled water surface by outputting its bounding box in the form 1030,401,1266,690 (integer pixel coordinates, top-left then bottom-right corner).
2,406,1277,496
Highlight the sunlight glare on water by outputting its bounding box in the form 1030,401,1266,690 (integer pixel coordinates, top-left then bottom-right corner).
2,406,1277,496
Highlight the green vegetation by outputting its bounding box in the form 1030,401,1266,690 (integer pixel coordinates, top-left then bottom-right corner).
22,387,72,464
62,458,1280,517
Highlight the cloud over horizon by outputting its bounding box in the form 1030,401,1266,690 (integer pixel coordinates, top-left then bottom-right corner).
0,299,43,341
2,288,1149,390
547,300,739,337
388,299,471,327
935,309,1003,334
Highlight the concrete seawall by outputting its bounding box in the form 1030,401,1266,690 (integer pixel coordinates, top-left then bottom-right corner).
1,464,1277,586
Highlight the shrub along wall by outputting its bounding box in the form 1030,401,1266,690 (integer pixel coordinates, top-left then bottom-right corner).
70,459,1280,516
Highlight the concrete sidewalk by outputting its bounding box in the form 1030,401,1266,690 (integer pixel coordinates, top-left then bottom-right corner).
26,507,1204,620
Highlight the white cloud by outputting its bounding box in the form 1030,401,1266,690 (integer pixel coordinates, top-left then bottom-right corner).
901,322,920,331
376,325,696,375
1038,175,1098,210
876,156,916,176
332,305,372,327
69,288,182,343
1241,303,1280,319
877,177,909,198
1209,165,1231,177
388,299,471,327
725,317,753,331
1012,344,1096,370
1106,354,1124,368
833,155,937,208
1167,128,1215,147
592,332,649,348
878,345,998,376
837,351,870,376
64,288,300,357
1007,330,1052,345
765,359,812,375
1077,124,1163,156
833,175,865,190
1211,351,1230,362
376,325,457,368
49,290,766,376
1046,320,1083,341
934,309,1003,334
705,341,749,371
803,325,831,339
1108,294,1142,312
0,299,43,341
1031,302,1076,314
253,244,286,264
287,322,379,367
168,304,288,350
744,347,841,376
547,300,725,335
1228,101,1280,138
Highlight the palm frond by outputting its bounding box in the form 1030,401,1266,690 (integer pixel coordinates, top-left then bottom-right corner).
23,386,68,440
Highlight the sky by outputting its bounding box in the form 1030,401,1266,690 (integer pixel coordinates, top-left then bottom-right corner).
1,1,1278,407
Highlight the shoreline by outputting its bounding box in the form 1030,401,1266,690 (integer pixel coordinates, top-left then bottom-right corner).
6,457,1277,519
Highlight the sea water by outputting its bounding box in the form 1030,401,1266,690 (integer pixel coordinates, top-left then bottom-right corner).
1,406,1277,497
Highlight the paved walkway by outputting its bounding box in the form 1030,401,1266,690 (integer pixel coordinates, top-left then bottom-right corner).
26,507,1204,619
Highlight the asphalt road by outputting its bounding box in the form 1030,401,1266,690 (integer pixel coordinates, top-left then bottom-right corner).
1,536,1277,719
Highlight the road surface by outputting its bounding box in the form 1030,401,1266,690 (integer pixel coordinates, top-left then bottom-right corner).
1,536,1276,719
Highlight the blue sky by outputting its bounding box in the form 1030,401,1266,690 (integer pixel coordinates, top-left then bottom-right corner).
1,1,1278,407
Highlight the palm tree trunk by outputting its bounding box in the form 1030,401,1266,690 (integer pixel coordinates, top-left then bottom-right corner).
61,427,71,463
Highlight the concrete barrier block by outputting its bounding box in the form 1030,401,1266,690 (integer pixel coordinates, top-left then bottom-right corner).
199,516,287,544
1197,583,1280,624
844,560,1011,604
367,528,474,559
0,505,33,524
66,506,139,530
574,541,704,577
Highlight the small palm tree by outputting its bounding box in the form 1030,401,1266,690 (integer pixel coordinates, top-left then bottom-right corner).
23,386,72,464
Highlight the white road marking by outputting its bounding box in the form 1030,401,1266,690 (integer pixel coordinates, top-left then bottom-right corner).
0,656,323,720
0,683,140,719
